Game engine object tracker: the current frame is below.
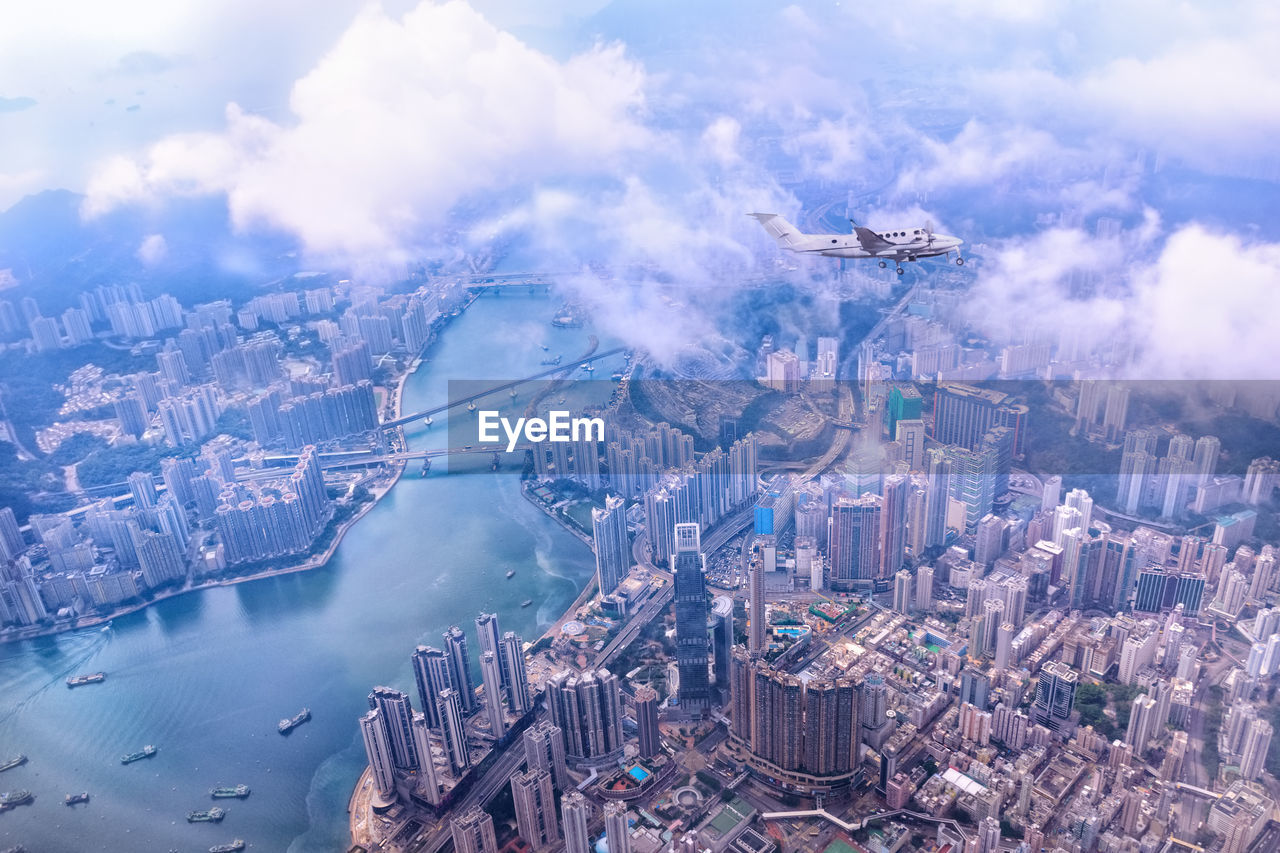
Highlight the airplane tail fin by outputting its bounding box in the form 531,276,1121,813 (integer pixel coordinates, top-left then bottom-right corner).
749,213,807,251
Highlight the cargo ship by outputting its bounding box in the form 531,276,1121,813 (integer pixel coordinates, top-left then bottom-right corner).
66,672,106,688
187,807,226,822
64,792,90,805
0,790,33,809
0,755,26,773
278,707,311,734
120,745,157,764
209,841,245,853
210,785,250,799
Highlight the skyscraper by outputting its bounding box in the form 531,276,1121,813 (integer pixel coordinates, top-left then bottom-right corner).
444,626,476,714
860,673,889,747
880,474,908,578
893,569,913,615
436,688,470,773
512,767,560,848
523,720,569,790
0,507,24,561
915,563,934,612
592,494,630,595
561,790,591,853
451,806,498,853
802,677,860,775
894,418,926,472
932,383,1010,450
711,596,733,692
748,550,766,657
1032,661,1078,733
412,645,451,729
979,815,1001,853
828,494,881,591
634,684,661,759
604,802,631,853
410,712,440,805
475,612,508,697
887,385,923,439
1240,718,1273,781
368,686,419,771
547,669,624,765
673,523,712,711
924,448,952,548
502,632,531,715
974,513,1006,566
480,651,506,739
359,709,396,800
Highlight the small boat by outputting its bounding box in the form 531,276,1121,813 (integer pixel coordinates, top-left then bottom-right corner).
0,755,26,773
506,570,516,579
188,807,227,822
423,416,433,427
466,401,477,412
67,672,106,688
540,345,549,351
521,599,533,608
279,708,311,734
64,792,90,806
209,841,246,853
509,389,518,398
121,745,157,764
210,785,250,799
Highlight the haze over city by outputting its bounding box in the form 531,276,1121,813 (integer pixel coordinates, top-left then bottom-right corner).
0,3,1278,853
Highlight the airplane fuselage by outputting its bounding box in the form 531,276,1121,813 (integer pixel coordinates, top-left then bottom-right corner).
798,228,962,261
749,213,964,269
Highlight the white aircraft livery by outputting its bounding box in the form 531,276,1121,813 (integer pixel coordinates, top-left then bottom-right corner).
750,213,964,274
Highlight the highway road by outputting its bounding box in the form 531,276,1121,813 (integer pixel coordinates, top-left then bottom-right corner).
411,722,538,853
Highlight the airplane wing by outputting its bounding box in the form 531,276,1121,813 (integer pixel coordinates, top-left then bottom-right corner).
852,227,896,254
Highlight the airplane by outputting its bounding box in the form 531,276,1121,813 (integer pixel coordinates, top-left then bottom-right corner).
749,212,964,274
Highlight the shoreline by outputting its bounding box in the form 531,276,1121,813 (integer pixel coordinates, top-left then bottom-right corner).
0,294,482,647
0,485,394,646
519,482,601,643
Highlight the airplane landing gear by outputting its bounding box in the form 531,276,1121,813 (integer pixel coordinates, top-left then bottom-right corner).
896,266,905,275
878,260,887,269
956,257,965,265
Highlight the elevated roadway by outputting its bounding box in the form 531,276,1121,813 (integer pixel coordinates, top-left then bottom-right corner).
381,346,626,429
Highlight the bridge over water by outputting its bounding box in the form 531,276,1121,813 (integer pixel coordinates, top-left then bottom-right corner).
380,345,626,430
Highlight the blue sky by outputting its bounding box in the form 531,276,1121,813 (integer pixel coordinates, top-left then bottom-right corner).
1,0,1278,376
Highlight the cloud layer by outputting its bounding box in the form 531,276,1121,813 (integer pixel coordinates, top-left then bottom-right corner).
15,0,1279,378
84,1,648,267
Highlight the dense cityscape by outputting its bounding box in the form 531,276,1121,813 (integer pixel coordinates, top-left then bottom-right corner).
2,3,1280,853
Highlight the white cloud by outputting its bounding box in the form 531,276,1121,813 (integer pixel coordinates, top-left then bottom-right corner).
701,116,743,168
1131,226,1280,379
782,117,874,181
83,1,649,266
961,217,1280,379
897,122,1063,194
136,233,167,265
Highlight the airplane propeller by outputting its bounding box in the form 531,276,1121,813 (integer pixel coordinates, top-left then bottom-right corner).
924,220,935,246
